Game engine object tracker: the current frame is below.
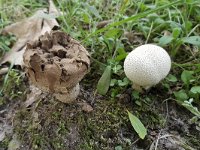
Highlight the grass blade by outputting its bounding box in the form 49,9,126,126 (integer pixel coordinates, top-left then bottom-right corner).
97,66,112,95
85,0,182,40
127,111,147,139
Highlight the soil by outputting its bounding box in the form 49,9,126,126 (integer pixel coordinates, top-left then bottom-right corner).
0,76,200,150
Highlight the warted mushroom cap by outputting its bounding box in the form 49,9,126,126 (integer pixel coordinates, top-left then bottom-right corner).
23,30,90,102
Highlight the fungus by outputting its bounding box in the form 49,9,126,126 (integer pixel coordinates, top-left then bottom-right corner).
23,30,90,103
124,44,171,91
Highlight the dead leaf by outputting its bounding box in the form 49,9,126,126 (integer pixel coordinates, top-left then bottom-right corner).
0,131,5,142
150,132,195,150
124,31,144,45
0,0,59,66
78,102,93,113
24,85,42,107
96,20,112,29
0,117,13,142
0,67,9,75
163,30,171,36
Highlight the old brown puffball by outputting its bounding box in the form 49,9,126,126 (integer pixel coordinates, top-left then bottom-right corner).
23,30,90,103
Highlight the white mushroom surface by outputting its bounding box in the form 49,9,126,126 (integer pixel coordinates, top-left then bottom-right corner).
124,44,171,89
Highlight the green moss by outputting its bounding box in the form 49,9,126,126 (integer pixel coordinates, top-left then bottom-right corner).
12,93,169,150
1,79,198,150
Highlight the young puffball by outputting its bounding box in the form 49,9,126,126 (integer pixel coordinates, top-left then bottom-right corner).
124,44,171,91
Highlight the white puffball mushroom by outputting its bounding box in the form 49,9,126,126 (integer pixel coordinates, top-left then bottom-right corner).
124,44,171,91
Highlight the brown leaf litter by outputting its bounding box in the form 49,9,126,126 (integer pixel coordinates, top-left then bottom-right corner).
24,85,42,108
96,20,112,29
0,0,59,66
124,31,144,45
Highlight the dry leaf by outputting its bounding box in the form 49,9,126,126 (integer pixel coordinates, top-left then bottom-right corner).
124,31,144,45
150,133,195,150
78,102,93,113
0,67,9,75
0,0,59,66
0,131,5,142
96,20,112,29
24,85,42,107
0,117,13,142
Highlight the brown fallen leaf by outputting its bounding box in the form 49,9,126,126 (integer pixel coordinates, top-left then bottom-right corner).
0,117,13,142
0,67,9,75
0,0,59,66
24,85,42,107
0,131,5,142
78,102,93,113
150,132,195,150
96,20,112,29
124,31,144,45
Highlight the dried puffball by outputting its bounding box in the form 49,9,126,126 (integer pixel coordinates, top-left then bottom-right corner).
23,30,90,103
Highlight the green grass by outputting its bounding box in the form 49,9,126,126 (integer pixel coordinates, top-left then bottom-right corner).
0,0,200,149
0,0,48,27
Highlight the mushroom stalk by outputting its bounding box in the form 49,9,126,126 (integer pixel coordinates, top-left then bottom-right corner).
54,83,80,103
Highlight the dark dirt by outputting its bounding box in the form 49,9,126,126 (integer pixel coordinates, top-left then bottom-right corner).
0,74,200,150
